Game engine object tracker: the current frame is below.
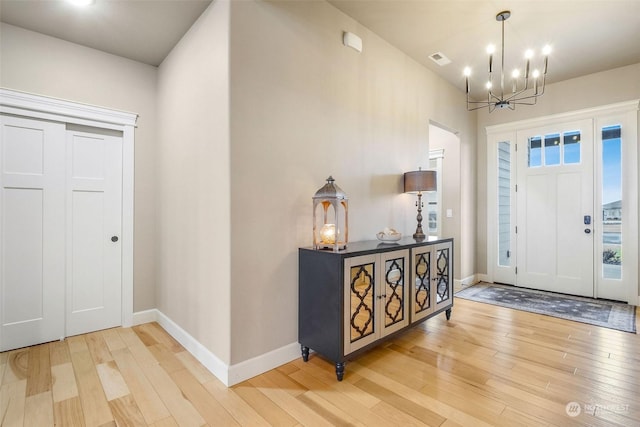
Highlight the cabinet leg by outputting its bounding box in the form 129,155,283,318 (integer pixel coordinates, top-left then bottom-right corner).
446,308,452,320
301,345,310,362
335,362,345,381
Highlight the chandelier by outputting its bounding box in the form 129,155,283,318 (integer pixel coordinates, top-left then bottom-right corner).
464,10,551,112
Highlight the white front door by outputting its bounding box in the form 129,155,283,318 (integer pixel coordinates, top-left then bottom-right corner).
0,117,123,351
66,129,123,337
1,116,67,350
516,120,595,297
488,102,638,304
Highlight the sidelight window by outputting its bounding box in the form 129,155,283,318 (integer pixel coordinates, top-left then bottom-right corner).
497,141,511,266
601,125,622,280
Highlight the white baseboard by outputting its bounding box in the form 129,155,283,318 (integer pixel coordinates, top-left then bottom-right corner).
455,274,482,288
132,309,158,326
227,342,301,386
131,308,300,387
476,273,490,283
154,310,230,385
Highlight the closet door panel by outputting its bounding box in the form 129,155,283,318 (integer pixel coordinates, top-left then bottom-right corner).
66,130,122,336
3,123,44,174
71,191,106,311
3,189,44,323
1,115,66,351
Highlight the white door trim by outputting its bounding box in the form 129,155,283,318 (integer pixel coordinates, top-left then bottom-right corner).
1,88,138,328
485,100,640,134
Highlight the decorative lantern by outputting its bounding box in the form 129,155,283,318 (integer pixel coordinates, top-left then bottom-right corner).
313,176,348,251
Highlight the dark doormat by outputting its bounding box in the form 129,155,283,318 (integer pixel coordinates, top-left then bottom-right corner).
456,282,637,333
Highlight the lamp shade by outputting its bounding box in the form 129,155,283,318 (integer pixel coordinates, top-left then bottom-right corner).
404,170,437,193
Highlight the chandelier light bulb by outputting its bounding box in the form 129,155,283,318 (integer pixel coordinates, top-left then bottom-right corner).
542,45,552,56
532,69,540,78
464,67,472,94
525,49,534,59
511,70,520,93
485,81,492,89
486,44,496,54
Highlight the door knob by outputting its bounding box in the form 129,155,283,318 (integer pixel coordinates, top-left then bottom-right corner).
584,229,591,234
111,236,119,242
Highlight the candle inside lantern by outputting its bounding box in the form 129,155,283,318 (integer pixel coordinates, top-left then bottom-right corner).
320,224,337,244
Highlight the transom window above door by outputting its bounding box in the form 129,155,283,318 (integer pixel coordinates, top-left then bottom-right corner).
528,130,581,167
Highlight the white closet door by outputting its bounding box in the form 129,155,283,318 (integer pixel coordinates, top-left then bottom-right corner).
0,115,66,351
65,129,122,336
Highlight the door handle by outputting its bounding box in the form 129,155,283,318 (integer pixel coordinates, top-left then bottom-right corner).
111,236,119,242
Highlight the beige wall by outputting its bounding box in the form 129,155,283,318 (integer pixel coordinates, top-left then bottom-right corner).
1,0,479,371
156,1,231,361
228,0,476,363
0,23,158,312
475,63,640,282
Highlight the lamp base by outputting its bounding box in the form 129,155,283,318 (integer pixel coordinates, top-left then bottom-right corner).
413,192,426,242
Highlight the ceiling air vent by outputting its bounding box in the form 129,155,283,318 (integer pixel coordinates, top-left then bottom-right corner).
429,52,451,66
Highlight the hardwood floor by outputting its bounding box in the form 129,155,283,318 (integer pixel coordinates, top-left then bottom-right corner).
1,298,639,426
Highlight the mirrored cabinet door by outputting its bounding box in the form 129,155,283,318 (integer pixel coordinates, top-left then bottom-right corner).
343,249,410,355
380,250,410,337
344,254,378,354
434,242,453,311
411,246,434,322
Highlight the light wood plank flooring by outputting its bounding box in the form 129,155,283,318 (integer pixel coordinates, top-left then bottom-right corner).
1,298,639,426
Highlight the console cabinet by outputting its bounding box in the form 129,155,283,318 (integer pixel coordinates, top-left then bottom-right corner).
299,238,453,380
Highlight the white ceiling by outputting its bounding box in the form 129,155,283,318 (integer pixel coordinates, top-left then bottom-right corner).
1,0,639,97
0,0,213,66
328,0,640,97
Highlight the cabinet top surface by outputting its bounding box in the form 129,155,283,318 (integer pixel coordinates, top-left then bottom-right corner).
300,236,453,257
